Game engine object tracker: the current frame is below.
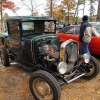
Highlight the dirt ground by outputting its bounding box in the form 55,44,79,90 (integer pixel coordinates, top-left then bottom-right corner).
0,55,100,100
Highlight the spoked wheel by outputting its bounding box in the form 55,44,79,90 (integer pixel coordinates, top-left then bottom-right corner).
77,55,100,80
29,70,61,100
0,46,9,66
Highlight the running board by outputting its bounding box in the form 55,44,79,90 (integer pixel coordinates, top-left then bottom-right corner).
10,61,35,72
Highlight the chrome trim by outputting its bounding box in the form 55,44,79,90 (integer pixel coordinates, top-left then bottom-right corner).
60,39,76,62
31,38,36,63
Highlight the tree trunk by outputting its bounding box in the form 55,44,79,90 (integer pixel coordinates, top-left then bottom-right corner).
97,0,100,21
83,0,86,16
74,0,79,24
0,0,3,32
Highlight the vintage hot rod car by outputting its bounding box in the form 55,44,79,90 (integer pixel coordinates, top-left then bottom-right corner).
0,16,100,100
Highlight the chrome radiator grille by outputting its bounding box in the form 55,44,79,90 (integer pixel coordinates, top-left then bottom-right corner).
60,39,78,69
67,42,78,63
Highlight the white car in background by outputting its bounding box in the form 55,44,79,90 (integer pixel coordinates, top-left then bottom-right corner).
90,22,100,33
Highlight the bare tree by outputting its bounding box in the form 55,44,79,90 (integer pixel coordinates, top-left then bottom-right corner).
45,0,59,17
0,0,18,32
18,0,42,16
75,0,86,17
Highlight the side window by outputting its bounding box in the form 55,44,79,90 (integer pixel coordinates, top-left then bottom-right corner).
65,28,75,34
75,27,80,34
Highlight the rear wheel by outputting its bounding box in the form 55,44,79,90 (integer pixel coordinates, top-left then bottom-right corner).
29,70,61,100
77,55,100,80
0,46,9,66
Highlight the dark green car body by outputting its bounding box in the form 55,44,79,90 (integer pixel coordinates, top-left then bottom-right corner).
1,16,60,64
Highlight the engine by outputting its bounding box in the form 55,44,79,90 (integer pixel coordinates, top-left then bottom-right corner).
32,35,60,64
36,39,60,62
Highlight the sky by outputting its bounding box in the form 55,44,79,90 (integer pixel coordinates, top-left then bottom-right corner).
78,1,98,17
4,0,98,18
4,0,46,16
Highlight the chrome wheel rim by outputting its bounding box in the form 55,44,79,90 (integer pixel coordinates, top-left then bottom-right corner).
32,78,53,100
78,58,95,76
84,61,95,76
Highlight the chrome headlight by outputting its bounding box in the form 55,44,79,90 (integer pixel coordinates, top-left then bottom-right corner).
82,53,90,63
57,62,67,74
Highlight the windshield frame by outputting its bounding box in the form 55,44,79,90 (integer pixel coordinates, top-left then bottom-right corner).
92,27,100,36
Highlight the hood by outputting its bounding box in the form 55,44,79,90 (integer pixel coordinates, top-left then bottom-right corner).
22,33,57,42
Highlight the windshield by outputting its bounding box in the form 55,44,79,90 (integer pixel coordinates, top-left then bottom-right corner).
22,21,55,35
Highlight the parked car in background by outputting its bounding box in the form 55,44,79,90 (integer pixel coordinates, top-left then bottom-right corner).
56,25,100,55
56,24,64,30
90,22,100,33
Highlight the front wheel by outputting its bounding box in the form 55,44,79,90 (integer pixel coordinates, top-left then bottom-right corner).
29,70,61,100
0,46,9,66
77,55,100,80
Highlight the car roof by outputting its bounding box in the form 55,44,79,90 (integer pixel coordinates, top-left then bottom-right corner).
6,16,57,22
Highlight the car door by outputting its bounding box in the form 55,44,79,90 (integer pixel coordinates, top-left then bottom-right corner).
7,20,22,54
89,31,100,55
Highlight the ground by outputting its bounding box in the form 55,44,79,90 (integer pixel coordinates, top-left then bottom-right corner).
0,55,100,100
